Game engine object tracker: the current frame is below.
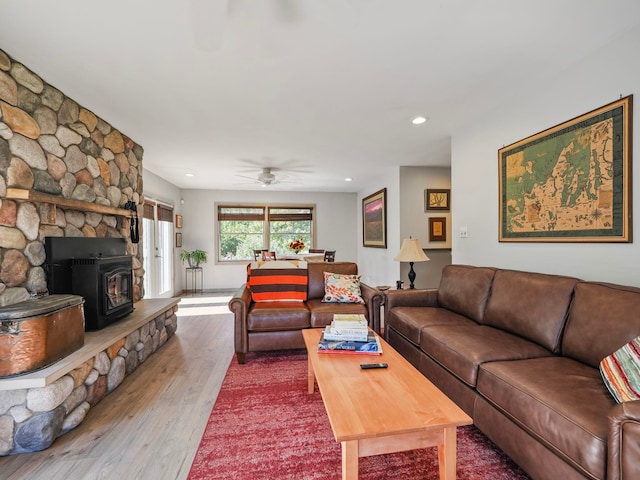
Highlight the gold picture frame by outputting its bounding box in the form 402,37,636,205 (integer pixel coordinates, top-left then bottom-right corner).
175,214,183,229
429,217,446,242
499,95,633,242
362,188,387,248
425,189,450,211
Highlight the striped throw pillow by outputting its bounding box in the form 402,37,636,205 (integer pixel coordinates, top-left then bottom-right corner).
600,336,640,403
247,261,308,302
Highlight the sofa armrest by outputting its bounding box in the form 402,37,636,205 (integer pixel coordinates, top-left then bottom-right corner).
228,284,253,364
608,400,640,480
384,288,439,310
360,283,385,334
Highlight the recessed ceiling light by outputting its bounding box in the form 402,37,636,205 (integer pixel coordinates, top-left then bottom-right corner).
345,178,353,182
185,173,194,177
412,116,427,125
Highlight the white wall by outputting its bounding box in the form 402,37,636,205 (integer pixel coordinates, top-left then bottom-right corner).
142,169,184,294
452,25,640,286
356,167,401,288
399,166,451,289
179,189,357,290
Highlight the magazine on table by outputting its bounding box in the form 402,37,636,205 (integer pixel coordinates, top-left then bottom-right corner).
317,330,382,355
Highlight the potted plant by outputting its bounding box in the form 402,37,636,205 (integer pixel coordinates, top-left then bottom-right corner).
180,249,208,268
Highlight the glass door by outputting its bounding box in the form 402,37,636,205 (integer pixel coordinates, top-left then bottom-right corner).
142,201,174,298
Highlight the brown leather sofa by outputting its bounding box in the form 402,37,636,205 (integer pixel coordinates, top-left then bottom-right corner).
384,264,640,480
229,261,383,364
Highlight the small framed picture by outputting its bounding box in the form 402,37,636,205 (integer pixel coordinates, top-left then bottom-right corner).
175,232,183,248
429,217,447,242
425,189,450,211
175,214,183,229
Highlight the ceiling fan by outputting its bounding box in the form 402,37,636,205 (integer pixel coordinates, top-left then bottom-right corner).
234,167,297,187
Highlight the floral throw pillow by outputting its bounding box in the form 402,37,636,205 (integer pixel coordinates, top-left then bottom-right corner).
322,272,365,304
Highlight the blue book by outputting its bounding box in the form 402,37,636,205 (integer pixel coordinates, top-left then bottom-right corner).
317,331,382,354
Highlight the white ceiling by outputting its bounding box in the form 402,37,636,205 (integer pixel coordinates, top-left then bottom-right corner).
2,0,640,192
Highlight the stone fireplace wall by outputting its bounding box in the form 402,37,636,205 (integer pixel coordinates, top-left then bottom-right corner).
0,48,144,305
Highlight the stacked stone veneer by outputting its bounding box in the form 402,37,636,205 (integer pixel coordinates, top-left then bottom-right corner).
0,48,145,306
0,304,178,455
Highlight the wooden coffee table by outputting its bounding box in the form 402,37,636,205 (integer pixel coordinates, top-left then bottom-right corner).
302,328,472,480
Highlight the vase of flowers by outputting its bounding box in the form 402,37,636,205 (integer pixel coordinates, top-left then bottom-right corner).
288,238,305,254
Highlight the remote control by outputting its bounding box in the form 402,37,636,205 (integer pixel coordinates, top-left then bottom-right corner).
360,363,388,369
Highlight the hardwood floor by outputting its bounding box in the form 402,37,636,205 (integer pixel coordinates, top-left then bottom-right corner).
0,292,235,480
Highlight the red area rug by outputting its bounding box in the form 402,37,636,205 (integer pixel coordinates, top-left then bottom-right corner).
188,350,530,480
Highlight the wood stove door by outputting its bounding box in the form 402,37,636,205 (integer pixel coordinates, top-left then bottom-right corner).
103,266,132,314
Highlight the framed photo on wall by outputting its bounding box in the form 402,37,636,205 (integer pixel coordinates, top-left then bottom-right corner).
175,214,183,229
362,188,387,248
425,189,450,211
175,232,183,248
498,95,632,242
429,217,447,242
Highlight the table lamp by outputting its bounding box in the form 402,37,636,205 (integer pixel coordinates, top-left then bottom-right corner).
393,237,430,289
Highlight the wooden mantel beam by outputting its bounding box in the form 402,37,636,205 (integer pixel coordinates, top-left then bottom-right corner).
5,188,133,217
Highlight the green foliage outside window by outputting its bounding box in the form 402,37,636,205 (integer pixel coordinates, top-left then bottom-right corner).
218,206,313,261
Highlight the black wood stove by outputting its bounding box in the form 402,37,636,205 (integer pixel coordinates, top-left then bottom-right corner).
44,237,134,330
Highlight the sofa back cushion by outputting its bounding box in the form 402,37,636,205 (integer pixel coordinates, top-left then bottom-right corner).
482,269,579,353
307,262,358,300
246,261,308,302
437,265,496,323
563,282,640,367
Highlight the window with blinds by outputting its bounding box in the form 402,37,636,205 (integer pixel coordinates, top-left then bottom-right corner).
143,201,174,222
218,205,314,261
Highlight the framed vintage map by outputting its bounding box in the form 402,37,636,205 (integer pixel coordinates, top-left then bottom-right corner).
499,95,633,242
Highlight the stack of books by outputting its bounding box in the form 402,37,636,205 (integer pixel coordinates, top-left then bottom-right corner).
318,314,382,354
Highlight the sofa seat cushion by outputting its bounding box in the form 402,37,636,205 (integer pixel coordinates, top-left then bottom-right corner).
420,325,552,387
387,307,477,346
477,357,614,480
247,302,310,332
306,298,368,328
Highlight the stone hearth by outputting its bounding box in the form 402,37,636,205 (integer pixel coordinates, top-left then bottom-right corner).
0,298,178,455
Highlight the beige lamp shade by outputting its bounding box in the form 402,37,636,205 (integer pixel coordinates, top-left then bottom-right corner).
394,238,430,263
394,238,429,289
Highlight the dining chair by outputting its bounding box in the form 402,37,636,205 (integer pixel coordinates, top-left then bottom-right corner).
253,249,266,261
323,250,336,262
262,251,277,261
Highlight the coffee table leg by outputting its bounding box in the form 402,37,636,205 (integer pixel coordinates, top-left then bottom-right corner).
307,355,315,394
341,440,358,479
437,426,457,480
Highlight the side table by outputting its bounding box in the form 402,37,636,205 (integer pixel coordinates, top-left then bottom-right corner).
185,267,203,295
